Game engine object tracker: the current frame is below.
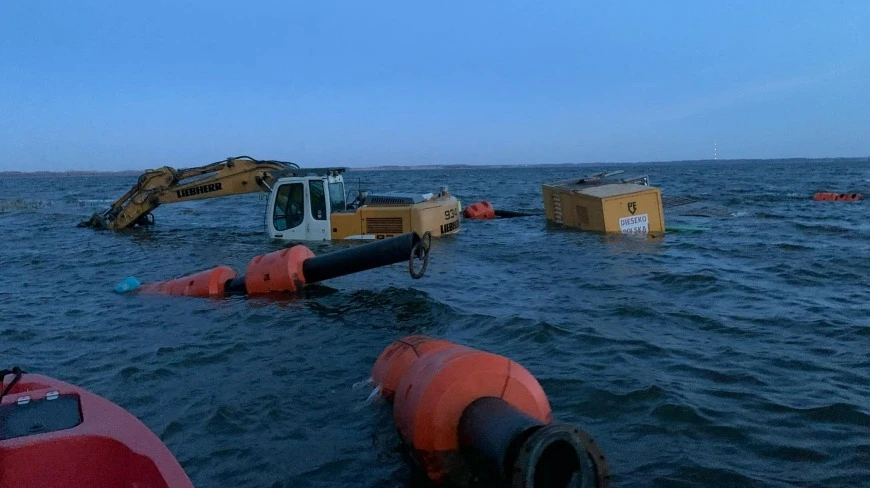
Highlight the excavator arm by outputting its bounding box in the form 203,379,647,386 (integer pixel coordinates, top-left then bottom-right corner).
78,156,298,230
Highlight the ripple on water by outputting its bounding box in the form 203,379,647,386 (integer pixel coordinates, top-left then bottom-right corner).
653,465,767,488
0,327,38,342
3,163,870,487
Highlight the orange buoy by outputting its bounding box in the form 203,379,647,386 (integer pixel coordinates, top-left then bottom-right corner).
137,265,237,297
393,344,551,475
372,336,610,487
463,201,495,219
371,335,461,400
243,245,315,295
813,192,863,202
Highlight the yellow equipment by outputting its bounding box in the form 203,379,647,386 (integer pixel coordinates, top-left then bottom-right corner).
542,170,665,234
79,156,461,241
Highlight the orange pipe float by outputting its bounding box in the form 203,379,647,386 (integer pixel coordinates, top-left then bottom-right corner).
131,245,333,297
813,192,863,202
463,201,534,219
135,245,313,298
463,201,495,219
370,335,458,400
372,335,610,487
243,245,315,295
120,232,430,298
137,265,237,297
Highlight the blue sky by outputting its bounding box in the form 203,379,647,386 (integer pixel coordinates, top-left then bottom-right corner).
2,1,868,171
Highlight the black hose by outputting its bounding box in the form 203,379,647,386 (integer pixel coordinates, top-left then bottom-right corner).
494,209,538,218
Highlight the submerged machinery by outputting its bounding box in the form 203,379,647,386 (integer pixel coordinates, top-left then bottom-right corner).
461,170,668,235
543,171,665,234
79,156,461,241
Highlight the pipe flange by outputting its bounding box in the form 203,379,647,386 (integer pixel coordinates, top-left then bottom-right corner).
511,423,611,488
409,231,431,279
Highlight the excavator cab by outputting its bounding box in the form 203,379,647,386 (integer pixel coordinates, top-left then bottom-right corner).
264,167,461,241
265,169,346,241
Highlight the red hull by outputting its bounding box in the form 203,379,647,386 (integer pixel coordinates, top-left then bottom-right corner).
1,373,193,488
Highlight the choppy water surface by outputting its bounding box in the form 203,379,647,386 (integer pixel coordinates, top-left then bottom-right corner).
1,160,869,487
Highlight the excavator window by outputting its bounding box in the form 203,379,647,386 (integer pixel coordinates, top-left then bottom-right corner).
309,180,327,221
273,183,305,231
329,181,346,212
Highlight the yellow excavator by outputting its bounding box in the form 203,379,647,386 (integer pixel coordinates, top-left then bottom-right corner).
79,156,461,241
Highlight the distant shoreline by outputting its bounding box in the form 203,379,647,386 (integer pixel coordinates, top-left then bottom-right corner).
1,156,868,176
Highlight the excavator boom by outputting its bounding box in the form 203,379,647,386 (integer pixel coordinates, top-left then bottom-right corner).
79,156,298,230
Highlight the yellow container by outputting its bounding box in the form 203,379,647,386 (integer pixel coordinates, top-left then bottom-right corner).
543,178,664,234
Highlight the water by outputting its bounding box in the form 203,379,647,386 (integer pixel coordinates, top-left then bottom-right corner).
1,160,869,487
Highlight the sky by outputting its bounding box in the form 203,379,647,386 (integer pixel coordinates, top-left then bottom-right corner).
1,0,869,171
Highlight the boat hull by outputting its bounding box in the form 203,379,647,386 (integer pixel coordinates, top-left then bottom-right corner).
1,373,193,488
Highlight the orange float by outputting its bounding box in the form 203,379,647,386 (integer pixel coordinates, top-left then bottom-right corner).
132,246,315,297
813,192,863,202
463,201,495,219
137,265,237,297
243,245,315,295
370,335,458,400
372,336,611,487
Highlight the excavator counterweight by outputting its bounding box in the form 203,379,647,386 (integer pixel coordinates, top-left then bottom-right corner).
78,156,297,230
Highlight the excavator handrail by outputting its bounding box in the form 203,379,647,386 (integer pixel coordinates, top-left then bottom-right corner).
78,156,300,230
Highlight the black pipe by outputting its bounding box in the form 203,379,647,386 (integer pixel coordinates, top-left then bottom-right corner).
224,276,248,295
301,232,421,284
494,209,537,218
220,232,424,295
457,397,589,488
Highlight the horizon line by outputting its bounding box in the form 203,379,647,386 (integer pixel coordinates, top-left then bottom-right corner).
1,155,869,176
